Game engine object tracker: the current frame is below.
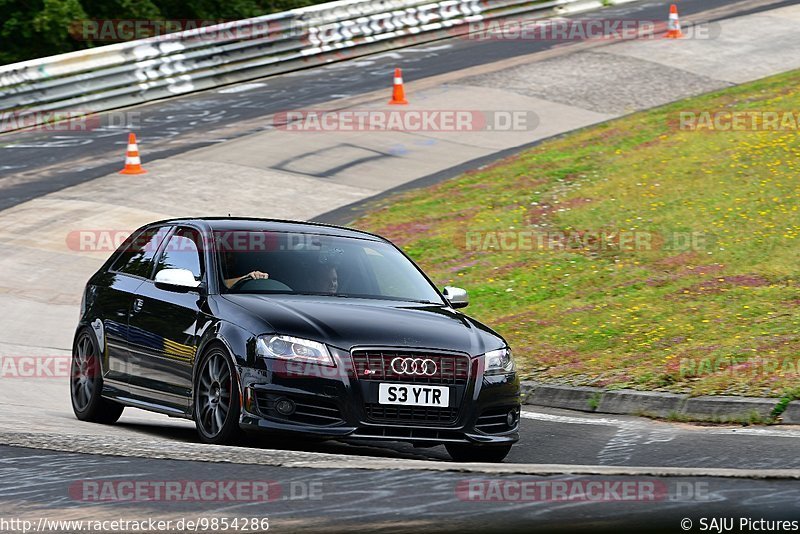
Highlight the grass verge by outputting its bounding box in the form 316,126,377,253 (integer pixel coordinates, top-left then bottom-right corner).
352,69,800,398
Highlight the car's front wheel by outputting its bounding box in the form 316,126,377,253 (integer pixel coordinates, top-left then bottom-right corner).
445,443,513,463
70,329,124,424
194,345,242,445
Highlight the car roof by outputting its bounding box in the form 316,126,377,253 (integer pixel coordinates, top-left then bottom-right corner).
147,217,386,242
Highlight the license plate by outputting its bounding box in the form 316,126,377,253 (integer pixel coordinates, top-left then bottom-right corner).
378,383,450,407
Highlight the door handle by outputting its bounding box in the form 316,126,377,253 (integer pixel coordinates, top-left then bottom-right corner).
132,298,144,313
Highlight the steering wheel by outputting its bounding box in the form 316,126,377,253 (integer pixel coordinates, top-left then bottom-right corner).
229,276,254,291
229,277,292,292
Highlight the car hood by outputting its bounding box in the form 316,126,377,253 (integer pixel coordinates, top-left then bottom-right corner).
221,294,505,356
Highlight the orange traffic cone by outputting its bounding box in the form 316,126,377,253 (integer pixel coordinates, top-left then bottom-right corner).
388,68,408,105
664,4,683,39
120,133,147,175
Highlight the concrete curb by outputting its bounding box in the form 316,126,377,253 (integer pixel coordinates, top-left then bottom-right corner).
521,382,793,424
777,401,800,424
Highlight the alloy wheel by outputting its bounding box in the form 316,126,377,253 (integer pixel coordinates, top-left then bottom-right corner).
197,350,233,437
71,332,97,411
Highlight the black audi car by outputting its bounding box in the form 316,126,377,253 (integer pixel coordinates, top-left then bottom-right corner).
71,218,520,462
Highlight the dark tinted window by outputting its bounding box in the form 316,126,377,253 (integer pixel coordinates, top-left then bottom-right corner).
110,226,170,278
156,227,203,280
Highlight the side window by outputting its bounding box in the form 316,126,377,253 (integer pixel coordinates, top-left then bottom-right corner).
155,227,203,280
110,226,170,278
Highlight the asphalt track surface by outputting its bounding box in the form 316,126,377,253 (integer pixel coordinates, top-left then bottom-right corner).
0,444,797,534
1,444,798,534
1,407,800,533
2,0,797,212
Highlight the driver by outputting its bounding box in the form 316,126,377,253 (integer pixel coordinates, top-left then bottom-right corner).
315,265,338,294
224,270,269,288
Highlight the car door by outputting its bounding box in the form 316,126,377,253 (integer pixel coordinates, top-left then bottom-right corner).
126,226,206,412
97,225,171,388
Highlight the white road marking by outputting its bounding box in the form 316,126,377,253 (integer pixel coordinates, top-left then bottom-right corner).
218,83,267,94
521,410,623,426
404,44,453,52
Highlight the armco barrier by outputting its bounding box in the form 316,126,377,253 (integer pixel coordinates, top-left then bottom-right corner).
0,0,641,132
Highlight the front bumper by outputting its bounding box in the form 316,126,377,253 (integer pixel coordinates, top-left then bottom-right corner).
237,350,521,446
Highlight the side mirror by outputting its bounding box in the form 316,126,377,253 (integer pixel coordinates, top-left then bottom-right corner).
443,286,469,309
154,268,202,292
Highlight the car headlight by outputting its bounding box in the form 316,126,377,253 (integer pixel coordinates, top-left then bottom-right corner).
484,348,515,375
256,335,335,367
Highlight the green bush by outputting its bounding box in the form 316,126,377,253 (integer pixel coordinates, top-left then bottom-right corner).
0,0,329,65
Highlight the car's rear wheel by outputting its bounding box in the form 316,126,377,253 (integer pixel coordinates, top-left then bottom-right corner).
445,443,513,463
70,329,124,424
194,345,242,445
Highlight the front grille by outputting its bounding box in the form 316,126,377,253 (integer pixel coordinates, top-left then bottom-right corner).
352,350,470,385
365,403,459,425
255,392,344,427
475,406,518,434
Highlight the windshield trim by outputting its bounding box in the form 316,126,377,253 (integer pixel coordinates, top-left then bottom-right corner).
224,291,441,305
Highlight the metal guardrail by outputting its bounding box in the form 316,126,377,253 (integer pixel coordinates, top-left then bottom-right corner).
0,0,639,132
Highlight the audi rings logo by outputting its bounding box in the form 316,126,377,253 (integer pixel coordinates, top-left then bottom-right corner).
390,357,437,376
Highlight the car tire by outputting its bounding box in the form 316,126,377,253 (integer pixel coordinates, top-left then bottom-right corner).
445,443,513,463
194,344,243,445
70,329,124,424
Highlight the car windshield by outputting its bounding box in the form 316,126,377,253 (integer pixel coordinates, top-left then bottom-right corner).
215,230,444,304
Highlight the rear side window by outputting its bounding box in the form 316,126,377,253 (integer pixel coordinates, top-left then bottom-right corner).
110,226,170,278
155,227,204,280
